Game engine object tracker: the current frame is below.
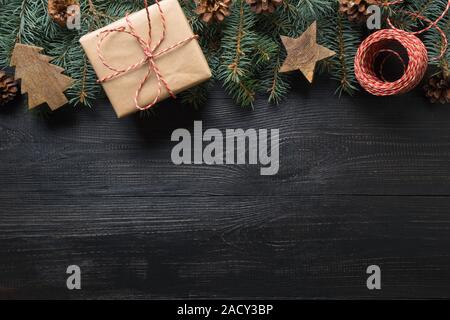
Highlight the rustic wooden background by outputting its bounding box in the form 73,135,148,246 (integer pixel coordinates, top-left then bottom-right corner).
1,77,450,299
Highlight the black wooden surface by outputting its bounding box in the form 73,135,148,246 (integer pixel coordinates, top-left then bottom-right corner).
1,77,450,299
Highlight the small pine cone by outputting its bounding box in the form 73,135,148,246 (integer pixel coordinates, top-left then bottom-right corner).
0,70,18,107
245,0,283,14
424,74,450,104
339,0,379,24
48,0,79,27
195,0,232,23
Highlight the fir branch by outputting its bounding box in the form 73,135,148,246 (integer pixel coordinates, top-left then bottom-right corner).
229,1,248,82
218,0,258,107
0,0,45,65
265,57,290,105
296,0,335,22
422,0,450,77
87,0,115,21
180,81,214,110
2,0,407,110
320,11,361,96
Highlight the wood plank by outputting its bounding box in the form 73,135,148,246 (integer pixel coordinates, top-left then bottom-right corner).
1,194,450,299
2,77,450,299
1,78,450,196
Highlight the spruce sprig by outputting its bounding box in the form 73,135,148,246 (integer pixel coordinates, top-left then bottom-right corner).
1,0,448,110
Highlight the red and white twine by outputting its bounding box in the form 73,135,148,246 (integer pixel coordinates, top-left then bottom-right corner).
96,0,198,110
354,0,450,96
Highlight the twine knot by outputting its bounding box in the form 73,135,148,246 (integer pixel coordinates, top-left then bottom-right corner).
143,47,154,59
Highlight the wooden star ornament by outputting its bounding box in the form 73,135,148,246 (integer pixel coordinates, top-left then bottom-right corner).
279,21,335,83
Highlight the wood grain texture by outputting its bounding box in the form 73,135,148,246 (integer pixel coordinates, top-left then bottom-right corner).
1,77,450,299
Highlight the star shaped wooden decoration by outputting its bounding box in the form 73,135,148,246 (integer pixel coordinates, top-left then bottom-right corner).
279,21,335,83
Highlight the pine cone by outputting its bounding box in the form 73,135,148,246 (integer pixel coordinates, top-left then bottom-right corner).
339,0,379,24
48,0,79,27
424,74,450,104
245,0,282,14
195,0,232,23
0,71,18,107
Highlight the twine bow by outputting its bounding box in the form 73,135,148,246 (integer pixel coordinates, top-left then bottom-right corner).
96,0,199,110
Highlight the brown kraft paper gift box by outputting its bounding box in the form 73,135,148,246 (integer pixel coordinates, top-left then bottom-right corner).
79,0,211,118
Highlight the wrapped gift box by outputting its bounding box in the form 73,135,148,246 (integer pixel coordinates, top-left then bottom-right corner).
80,0,211,118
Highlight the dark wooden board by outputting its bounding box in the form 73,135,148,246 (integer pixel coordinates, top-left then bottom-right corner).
1,77,450,299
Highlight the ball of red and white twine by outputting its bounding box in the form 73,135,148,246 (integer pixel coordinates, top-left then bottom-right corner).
354,0,450,96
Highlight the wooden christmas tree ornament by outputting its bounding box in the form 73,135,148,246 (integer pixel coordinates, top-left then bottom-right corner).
10,43,73,110
279,21,336,83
